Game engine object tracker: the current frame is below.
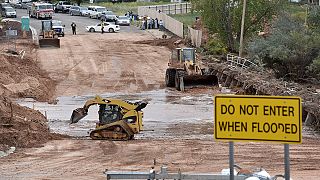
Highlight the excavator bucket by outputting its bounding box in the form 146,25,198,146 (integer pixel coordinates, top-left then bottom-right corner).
39,38,60,48
70,108,88,124
179,75,219,91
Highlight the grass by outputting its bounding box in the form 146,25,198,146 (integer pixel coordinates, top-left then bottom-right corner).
169,12,200,27
82,1,172,16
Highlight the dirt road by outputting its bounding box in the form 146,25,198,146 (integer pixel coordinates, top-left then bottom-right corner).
37,31,170,97
1,27,320,180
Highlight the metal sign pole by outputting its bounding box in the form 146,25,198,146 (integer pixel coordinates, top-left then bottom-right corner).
284,144,290,180
229,141,234,180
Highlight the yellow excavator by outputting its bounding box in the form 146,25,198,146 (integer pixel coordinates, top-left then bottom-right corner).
70,96,147,140
165,48,218,91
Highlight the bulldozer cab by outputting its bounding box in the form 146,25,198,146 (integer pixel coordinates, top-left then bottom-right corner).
171,48,195,64
180,48,195,63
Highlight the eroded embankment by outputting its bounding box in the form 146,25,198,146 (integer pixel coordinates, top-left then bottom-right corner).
0,40,64,151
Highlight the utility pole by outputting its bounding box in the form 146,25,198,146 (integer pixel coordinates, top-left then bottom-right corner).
239,0,247,57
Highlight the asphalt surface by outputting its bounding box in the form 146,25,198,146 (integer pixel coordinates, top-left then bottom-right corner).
13,8,138,35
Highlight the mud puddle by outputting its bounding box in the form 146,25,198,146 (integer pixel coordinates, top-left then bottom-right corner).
16,88,317,140
16,89,216,140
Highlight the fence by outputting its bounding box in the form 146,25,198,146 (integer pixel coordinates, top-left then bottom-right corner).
138,6,184,37
141,3,191,15
188,26,202,47
138,3,203,47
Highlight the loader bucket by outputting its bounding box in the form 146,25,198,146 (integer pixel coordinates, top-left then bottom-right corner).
183,75,219,88
39,38,60,48
70,108,88,124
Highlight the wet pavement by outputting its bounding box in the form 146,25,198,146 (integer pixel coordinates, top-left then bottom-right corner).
16,89,215,140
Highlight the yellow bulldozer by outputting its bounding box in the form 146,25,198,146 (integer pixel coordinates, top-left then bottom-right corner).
165,48,218,91
70,96,147,140
39,20,60,48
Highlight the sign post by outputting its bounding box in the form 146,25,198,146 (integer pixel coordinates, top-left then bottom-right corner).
214,95,302,180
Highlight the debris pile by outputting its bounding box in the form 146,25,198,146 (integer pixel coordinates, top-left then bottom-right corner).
0,41,63,148
205,58,320,130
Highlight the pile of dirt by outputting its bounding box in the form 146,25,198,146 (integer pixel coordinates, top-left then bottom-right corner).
135,37,183,50
0,41,64,148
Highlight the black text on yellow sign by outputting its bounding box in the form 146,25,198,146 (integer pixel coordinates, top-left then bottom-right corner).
214,95,302,143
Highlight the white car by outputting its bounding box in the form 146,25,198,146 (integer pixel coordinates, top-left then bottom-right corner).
86,22,120,33
116,16,130,26
3,7,16,18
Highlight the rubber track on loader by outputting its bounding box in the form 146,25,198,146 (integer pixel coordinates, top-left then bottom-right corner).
89,120,135,140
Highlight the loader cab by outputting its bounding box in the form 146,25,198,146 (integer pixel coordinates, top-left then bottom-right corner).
171,48,195,63
98,104,123,125
180,48,195,63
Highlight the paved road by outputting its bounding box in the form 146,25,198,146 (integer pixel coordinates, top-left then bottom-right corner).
14,8,139,35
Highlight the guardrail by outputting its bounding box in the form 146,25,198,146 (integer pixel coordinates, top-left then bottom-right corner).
104,166,246,180
143,3,191,15
226,54,258,69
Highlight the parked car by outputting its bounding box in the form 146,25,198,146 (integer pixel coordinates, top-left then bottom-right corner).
2,7,16,18
11,2,22,9
55,1,71,13
100,11,117,22
88,6,107,19
70,6,89,16
52,20,65,37
86,22,120,33
0,3,11,15
116,16,130,26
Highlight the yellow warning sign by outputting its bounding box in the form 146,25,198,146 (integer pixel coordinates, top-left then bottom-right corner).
214,95,302,143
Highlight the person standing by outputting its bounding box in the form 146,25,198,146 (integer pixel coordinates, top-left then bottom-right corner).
159,20,164,31
71,22,76,35
101,20,104,34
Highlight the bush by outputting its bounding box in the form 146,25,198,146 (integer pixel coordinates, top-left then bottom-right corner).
247,13,320,81
204,38,227,55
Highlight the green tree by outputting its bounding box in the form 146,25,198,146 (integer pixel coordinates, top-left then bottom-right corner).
191,0,283,53
247,13,320,80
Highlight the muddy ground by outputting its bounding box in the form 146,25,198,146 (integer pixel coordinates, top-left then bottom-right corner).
0,28,320,180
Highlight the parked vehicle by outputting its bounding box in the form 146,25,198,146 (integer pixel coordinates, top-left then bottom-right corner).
2,6,16,18
28,2,54,19
11,2,22,9
69,6,89,16
100,11,117,22
55,1,71,13
52,20,65,37
86,22,120,33
88,6,107,19
116,16,130,26
0,3,11,15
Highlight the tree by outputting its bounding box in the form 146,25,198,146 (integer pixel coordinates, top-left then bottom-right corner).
247,13,320,81
191,0,283,53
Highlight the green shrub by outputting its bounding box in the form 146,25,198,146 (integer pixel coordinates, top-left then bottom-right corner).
204,38,227,55
247,13,320,81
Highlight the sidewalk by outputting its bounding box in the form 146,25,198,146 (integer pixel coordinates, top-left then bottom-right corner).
145,29,171,39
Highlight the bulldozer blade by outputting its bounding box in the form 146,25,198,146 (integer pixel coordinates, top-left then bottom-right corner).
39,38,60,48
183,75,218,87
70,108,88,124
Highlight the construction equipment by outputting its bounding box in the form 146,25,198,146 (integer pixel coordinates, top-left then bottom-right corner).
70,95,147,140
39,20,60,48
165,48,218,91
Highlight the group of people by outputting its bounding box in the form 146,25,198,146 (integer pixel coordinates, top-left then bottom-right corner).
139,17,164,31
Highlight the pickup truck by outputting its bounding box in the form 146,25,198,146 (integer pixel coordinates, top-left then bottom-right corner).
55,1,71,13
